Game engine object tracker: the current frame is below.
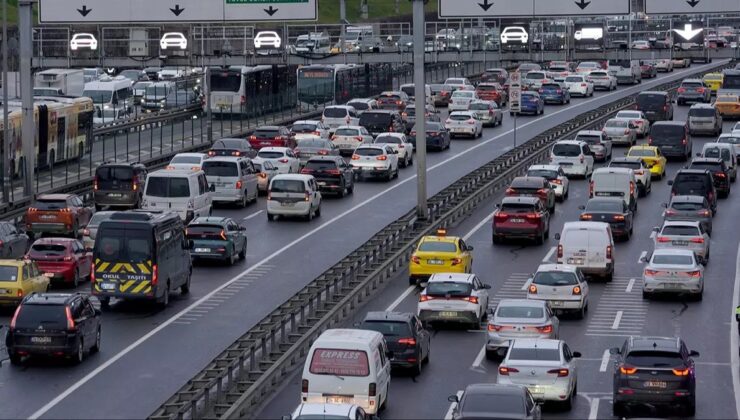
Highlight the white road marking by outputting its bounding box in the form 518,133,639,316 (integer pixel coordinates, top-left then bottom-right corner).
386,286,416,311
611,311,623,329
242,210,264,220
638,251,647,264
599,349,611,372
27,62,723,420
588,397,601,420
649,230,656,239
444,390,464,420
471,345,487,369
625,278,635,293
463,210,495,241
731,246,740,419
542,246,557,263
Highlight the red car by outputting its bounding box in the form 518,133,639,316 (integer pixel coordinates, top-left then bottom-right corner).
640,61,657,78
476,83,507,106
492,196,551,244
505,176,556,213
248,125,295,150
26,238,92,287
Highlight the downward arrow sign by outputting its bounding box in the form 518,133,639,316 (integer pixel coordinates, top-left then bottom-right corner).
77,5,92,16
574,0,591,9
264,5,278,16
686,0,700,7
674,23,702,40
478,0,493,11
170,4,185,16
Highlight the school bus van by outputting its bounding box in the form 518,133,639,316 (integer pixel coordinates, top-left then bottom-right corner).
92,210,192,308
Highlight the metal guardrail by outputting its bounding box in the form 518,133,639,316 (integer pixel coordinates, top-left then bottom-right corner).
92,104,202,136
149,59,735,420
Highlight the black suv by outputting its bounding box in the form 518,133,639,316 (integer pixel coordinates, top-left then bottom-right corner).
358,110,406,137
668,169,718,213
649,121,692,161
611,336,699,417
689,157,731,198
359,311,431,375
300,156,354,197
93,162,148,211
636,91,674,122
7,293,102,365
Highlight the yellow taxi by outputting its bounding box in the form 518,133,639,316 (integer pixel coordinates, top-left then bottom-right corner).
409,228,474,285
0,259,49,306
627,145,667,179
715,94,740,118
702,73,724,94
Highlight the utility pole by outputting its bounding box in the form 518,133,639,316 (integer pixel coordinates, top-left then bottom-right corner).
340,0,347,54
19,0,34,198
2,0,9,203
412,0,427,219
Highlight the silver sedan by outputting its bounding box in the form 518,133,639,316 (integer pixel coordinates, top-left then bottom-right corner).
653,220,710,264
497,338,581,409
602,118,637,146
642,248,704,300
468,100,503,127
662,195,713,236
486,299,559,360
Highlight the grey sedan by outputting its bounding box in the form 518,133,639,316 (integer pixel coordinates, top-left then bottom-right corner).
602,118,637,146
486,299,559,360
662,195,713,235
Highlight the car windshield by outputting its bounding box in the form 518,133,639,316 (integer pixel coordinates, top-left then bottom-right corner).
527,169,558,179
0,266,19,282
586,200,623,212
553,144,581,157
533,271,578,286
565,76,584,82
719,136,740,144
616,112,641,119
527,72,545,80
661,225,700,236
450,114,473,121
292,123,318,132
214,139,246,149
258,151,286,159
145,177,190,197
426,281,472,297
496,305,544,319
500,203,537,213
348,101,369,110
95,226,153,263
171,155,202,164
611,161,641,170
650,126,683,142
690,162,722,172
637,93,667,109
670,201,704,211
203,161,238,177
469,103,492,110
375,136,402,144
652,254,694,265
361,320,412,337
628,149,656,157
296,139,328,148
82,90,112,104
682,82,703,88
703,147,731,160
359,113,392,124
673,174,708,192
354,148,383,157
576,135,601,145
14,304,67,329
716,95,738,103
309,349,370,377
417,241,457,252
452,91,474,98
508,347,560,361
323,108,348,118
606,120,629,128
87,212,113,227
625,350,684,367
254,129,280,138
270,180,305,193
689,108,715,117
461,393,524,415
33,199,68,211
335,128,360,136
305,160,338,171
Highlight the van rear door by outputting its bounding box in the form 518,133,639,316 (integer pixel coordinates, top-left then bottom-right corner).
560,228,590,268
92,224,156,300
143,175,193,219
269,178,308,206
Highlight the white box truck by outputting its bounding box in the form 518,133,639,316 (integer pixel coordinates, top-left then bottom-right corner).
34,68,85,97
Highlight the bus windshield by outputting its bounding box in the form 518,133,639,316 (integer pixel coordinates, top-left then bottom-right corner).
297,68,334,104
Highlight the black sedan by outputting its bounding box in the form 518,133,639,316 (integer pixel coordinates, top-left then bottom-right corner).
207,138,257,158
611,336,699,417
0,221,29,258
359,311,431,375
579,197,634,240
408,121,450,151
300,156,354,197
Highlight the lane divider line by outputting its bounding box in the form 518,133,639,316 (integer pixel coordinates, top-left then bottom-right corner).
470,345,487,370
588,397,601,420
638,251,647,264
626,278,635,293
611,310,623,330
242,210,264,220
542,246,557,263
385,286,416,312
599,349,611,372
26,61,725,420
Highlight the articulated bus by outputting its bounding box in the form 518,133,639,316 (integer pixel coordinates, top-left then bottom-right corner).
207,65,290,115
0,96,94,177
296,64,394,109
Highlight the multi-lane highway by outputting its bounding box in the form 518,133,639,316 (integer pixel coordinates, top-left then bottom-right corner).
0,60,735,419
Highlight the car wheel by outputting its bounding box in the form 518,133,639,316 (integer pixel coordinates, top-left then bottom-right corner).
159,282,170,308
315,205,321,217
240,192,248,208
409,277,417,286
486,348,502,361
306,208,314,221
686,398,696,416
338,182,346,198
642,290,652,299
535,230,545,245
9,352,22,366
347,181,355,194
563,384,576,410
267,213,275,222
90,327,101,354
413,358,423,376
492,234,502,245
73,268,80,288
100,296,110,309
181,270,191,294
576,305,585,320
74,339,85,365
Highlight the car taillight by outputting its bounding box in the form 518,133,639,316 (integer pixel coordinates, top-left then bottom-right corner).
645,268,660,276
411,255,420,264
648,136,653,145
151,264,158,286
208,150,216,156
572,286,581,295
589,181,594,197
327,169,341,175
678,87,686,93
65,306,76,331
528,284,537,294
537,188,549,196
498,366,519,375
428,132,440,136
300,168,312,174
398,338,417,346
451,258,463,266
368,382,377,397
580,213,593,221
606,245,612,259
663,105,669,111
696,88,705,93
538,89,544,94
624,129,631,135
249,135,257,141
557,244,563,258
614,215,626,221
556,89,562,94
93,176,99,191
681,138,687,145
419,295,433,302
278,158,289,163
688,270,702,278
351,154,360,160
488,323,503,332
690,237,704,243
302,379,309,393
219,229,227,240
630,182,635,196
672,367,690,376
505,188,516,195
467,119,476,125
698,210,711,216
376,155,388,161
620,365,638,374
548,368,570,377
235,180,243,189
494,212,508,222
525,213,541,220
536,325,553,334
656,236,670,242
580,155,585,163
9,305,21,330
715,172,726,178
345,116,351,123
581,83,587,87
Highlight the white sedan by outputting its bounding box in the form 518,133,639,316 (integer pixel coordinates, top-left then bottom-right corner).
291,120,330,140
167,153,208,171
642,248,704,300
614,110,650,137
254,147,301,174
564,75,594,97
448,90,479,112
445,111,483,138
374,133,414,167
331,125,374,154
526,165,570,201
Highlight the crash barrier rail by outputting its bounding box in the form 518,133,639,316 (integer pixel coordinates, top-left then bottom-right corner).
149,59,734,420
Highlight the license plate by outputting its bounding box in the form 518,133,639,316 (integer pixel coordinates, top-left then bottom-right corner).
558,162,573,166
41,215,56,220
596,191,623,197
317,181,327,186
672,240,688,246
439,311,458,317
100,282,116,290
30,336,52,344
326,396,352,404
0,288,7,294
260,141,271,145
281,202,294,207
550,300,564,306
567,258,584,265
427,259,444,265
195,248,210,253
510,218,525,223
108,193,122,198
43,272,54,278
645,381,667,388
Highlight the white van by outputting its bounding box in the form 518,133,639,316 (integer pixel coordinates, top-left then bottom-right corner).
201,157,259,208
590,167,639,210
400,83,433,107
82,75,133,111
142,169,212,223
294,32,332,54
141,81,175,112
555,221,615,280
267,174,322,221
701,142,737,182
301,329,391,416
322,106,360,132
549,140,595,178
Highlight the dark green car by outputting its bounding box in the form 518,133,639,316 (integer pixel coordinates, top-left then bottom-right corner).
186,217,247,265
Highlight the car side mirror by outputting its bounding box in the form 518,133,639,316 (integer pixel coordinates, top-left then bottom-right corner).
667,180,674,186
95,308,102,316
609,347,621,355
661,203,667,208
467,245,474,251
239,225,246,231
578,205,585,210
572,351,582,358
696,152,702,157
652,227,660,232
689,350,700,357
554,233,561,240
447,395,460,403
483,284,491,289
209,184,216,192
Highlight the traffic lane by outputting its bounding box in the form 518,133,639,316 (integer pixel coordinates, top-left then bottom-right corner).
15,63,722,419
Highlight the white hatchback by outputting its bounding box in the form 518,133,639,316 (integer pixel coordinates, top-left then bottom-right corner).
526,264,589,319
549,140,594,178
167,153,208,171
331,125,373,155
564,75,593,97
254,147,301,174
374,133,414,168
448,90,479,112
417,273,490,329
445,111,483,138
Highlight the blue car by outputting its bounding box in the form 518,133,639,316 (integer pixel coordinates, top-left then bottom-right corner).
539,82,571,105
186,217,247,265
512,92,544,115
